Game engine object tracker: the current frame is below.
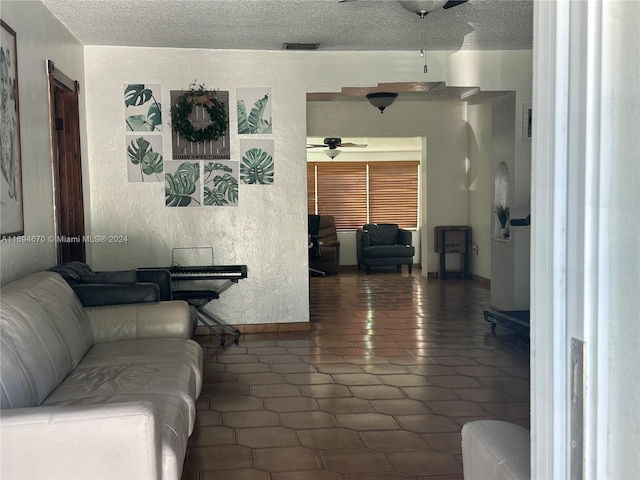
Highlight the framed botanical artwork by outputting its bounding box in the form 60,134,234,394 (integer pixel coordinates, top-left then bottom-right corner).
237,87,272,134
0,20,24,238
240,138,274,185
522,103,532,143
124,83,162,132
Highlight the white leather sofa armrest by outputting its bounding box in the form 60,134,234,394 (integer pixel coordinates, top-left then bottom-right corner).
0,402,162,480
461,420,530,480
86,300,191,344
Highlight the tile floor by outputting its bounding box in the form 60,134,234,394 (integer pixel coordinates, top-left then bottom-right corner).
182,266,530,479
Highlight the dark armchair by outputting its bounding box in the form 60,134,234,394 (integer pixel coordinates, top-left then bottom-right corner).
48,261,172,307
357,223,415,274
309,215,341,275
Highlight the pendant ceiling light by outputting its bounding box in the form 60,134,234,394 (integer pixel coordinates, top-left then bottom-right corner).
398,1,448,17
366,92,398,114
324,149,341,159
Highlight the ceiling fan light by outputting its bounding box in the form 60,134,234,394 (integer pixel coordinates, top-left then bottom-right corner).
366,92,398,113
398,0,448,16
324,149,341,159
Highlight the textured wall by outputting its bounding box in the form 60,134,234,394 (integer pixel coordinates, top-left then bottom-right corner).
81,48,531,326
0,1,86,285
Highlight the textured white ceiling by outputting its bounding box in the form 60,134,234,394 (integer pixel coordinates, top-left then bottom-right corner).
41,0,533,51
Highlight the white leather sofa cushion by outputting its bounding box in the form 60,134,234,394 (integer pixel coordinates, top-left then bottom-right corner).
43,361,198,432
80,337,203,398
86,301,192,343
0,290,73,408
461,420,530,480
4,271,93,367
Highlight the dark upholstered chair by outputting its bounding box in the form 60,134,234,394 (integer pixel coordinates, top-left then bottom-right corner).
357,223,415,274
309,215,341,275
48,261,172,307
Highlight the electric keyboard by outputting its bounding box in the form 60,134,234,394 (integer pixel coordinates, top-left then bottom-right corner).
168,264,247,281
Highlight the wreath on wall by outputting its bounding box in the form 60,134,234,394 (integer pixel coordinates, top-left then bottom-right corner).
171,84,227,143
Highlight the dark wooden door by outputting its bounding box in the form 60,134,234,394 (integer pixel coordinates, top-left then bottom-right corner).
49,62,85,263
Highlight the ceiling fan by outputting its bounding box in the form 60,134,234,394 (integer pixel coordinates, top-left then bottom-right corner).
307,138,368,150
340,0,469,17
307,137,368,159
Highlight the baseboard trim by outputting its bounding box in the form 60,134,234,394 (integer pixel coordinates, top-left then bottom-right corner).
471,273,491,287
194,321,310,337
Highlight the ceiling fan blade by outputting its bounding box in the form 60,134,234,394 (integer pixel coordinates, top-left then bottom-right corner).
307,144,327,148
442,0,468,9
339,142,367,148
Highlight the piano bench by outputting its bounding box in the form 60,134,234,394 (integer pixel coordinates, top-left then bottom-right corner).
173,290,220,301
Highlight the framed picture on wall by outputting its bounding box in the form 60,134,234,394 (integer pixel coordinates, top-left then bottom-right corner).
522,103,532,143
1,20,24,238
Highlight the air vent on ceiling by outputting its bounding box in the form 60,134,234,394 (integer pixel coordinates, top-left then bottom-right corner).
283,43,319,50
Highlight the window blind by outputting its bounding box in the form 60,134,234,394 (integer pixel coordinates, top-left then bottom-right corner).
308,161,418,230
369,161,419,229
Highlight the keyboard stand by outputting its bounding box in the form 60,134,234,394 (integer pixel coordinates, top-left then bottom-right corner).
173,280,241,346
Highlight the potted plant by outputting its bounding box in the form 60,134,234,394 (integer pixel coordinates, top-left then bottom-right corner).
494,204,510,238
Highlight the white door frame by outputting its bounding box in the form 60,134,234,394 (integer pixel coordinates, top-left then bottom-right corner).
531,1,611,478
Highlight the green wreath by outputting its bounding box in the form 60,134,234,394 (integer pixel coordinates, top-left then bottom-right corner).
171,86,227,143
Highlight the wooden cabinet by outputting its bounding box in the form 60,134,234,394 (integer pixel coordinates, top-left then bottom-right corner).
434,226,472,279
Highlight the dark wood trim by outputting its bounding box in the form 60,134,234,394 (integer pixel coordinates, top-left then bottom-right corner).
47,60,78,93
47,64,85,263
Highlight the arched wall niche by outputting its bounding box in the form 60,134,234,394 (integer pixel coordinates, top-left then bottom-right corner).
494,161,511,236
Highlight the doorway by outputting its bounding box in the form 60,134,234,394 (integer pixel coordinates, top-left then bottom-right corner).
47,60,85,263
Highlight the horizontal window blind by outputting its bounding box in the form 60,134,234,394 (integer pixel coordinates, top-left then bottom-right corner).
315,162,367,230
369,161,419,229
308,161,418,230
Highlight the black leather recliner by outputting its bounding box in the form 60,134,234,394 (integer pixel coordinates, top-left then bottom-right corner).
356,223,415,274
48,261,172,307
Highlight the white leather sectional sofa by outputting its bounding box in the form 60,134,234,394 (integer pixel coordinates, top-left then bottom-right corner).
0,271,203,480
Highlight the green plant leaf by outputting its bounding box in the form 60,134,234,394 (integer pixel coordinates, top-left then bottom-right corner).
124,84,153,107
248,95,271,134
127,137,151,165
165,171,197,207
237,99,250,134
241,148,274,185
126,114,154,131
205,162,232,174
141,151,163,175
213,173,238,203
204,187,228,206
147,102,162,130
176,162,200,183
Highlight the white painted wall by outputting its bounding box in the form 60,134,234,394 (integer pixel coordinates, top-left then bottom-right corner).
607,1,640,477
490,93,531,310
466,102,492,279
450,51,532,219
0,1,86,285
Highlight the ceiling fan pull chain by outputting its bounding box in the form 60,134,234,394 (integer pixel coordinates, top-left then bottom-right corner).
421,25,428,74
